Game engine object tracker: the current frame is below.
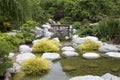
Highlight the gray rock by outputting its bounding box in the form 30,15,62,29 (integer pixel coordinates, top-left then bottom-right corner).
61,46,75,51
42,53,61,61
69,75,104,80
7,68,16,73
105,52,120,59
82,52,100,59
98,44,119,53
8,52,14,58
62,51,79,57
19,45,32,53
102,73,120,80
16,53,36,64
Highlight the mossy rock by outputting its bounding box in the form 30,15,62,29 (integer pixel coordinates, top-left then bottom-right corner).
111,67,119,72
62,66,76,72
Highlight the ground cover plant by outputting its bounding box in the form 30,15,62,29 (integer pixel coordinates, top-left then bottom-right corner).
33,38,61,53
22,57,50,75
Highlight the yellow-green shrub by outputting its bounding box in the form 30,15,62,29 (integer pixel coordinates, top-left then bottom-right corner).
22,57,50,75
33,38,61,53
78,39,101,53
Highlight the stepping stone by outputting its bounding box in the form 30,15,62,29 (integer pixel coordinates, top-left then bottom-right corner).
105,52,120,59
61,46,75,51
42,53,61,61
82,52,100,59
19,45,32,53
62,51,79,57
69,75,104,80
16,53,36,64
98,44,119,53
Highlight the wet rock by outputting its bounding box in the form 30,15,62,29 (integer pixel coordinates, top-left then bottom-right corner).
82,52,100,59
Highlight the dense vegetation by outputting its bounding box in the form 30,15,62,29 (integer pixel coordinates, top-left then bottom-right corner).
0,0,120,32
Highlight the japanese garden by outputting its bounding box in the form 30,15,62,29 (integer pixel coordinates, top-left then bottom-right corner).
0,0,120,80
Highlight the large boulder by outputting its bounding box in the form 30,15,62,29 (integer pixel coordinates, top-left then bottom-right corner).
102,73,120,80
61,46,75,51
69,75,104,80
82,52,100,59
19,45,32,53
42,53,61,61
105,52,120,59
16,53,36,64
98,44,119,53
62,51,79,57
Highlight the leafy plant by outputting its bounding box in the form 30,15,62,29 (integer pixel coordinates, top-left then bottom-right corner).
72,21,81,29
33,38,61,53
78,39,101,53
22,57,50,75
94,19,120,43
0,40,13,75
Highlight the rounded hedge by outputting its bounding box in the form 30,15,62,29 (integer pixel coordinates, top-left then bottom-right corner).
78,39,101,53
22,57,50,75
33,38,61,53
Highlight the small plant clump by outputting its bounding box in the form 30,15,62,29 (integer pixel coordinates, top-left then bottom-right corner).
22,57,50,75
33,38,61,53
78,39,101,53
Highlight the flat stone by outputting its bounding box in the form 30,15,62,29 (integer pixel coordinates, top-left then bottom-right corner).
62,51,79,57
99,44,119,53
82,52,100,59
69,75,104,80
105,52,120,59
42,53,61,61
61,46,75,51
16,53,36,64
19,45,32,53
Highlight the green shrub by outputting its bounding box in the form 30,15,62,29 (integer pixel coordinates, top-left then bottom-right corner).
0,40,13,75
59,17,72,24
33,38,61,53
0,33,21,49
72,21,81,29
78,39,101,53
76,25,94,37
22,57,50,75
94,19,120,43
